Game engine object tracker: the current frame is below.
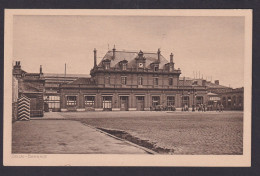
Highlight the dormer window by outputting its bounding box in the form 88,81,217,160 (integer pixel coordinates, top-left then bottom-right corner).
154,66,159,72
105,63,110,70
122,64,127,71
102,59,111,70
119,60,128,71
169,65,173,72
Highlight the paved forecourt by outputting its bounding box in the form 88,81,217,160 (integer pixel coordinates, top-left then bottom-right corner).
55,111,243,155
54,110,243,119
12,120,148,154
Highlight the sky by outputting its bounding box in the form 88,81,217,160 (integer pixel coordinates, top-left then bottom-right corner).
13,15,245,88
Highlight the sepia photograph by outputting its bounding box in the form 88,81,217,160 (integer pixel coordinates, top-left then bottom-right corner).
4,9,252,166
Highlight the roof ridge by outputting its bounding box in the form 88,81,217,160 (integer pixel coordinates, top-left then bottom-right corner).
107,50,158,54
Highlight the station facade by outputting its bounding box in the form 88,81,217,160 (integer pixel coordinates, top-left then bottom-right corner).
12,47,244,115
59,47,208,111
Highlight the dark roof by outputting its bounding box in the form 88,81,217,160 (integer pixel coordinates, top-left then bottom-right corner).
68,78,95,85
44,73,90,78
205,81,230,89
178,77,231,89
178,80,193,86
98,50,169,69
19,81,42,92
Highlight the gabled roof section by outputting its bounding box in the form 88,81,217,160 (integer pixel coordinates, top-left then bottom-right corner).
98,50,169,69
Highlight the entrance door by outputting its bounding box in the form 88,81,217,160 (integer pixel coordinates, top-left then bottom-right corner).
30,98,37,111
136,96,144,111
103,96,112,111
120,96,129,111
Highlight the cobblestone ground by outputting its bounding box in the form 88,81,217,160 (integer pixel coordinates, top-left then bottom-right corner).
12,120,147,154
60,111,243,155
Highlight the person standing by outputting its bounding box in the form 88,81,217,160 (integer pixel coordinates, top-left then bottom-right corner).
216,104,220,112
220,104,224,112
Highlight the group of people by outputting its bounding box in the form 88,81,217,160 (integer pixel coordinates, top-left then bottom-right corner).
196,104,207,112
151,103,225,112
181,103,224,112
216,103,224,112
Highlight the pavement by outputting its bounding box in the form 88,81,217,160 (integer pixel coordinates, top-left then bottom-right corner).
12,119,148,154
38,110,242,119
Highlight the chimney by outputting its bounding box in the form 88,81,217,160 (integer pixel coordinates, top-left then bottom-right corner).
14,61,21,69
94,48,97,67
40,65,42,74
112,45,116,60
215,80,219,85
157,48,161,63
202,80,206,86
170,53,173,63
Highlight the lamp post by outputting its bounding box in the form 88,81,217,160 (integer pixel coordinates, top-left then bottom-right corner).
192,87,197,112
181,90,184,111
187,91,190,111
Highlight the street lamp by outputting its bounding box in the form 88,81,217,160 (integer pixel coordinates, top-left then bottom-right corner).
181,90,184,111
187,91,190,111
192,88,197,112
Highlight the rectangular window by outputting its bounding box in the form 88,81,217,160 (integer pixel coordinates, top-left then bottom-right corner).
152,96,160,107
44,96,60,109
138,77,143,85
154,66,159,71
85,96,95,107
103,96,112,109
105,76,110,84
153,78,158,85
66,96,77,106
121,76,127,85
196,96,204,105
167,96,175,106
182,96,189,107
169,78,173,85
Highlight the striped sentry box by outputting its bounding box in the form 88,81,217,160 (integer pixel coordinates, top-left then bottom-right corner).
17,95,30,121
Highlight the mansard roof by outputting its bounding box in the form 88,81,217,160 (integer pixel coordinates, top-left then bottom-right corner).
98,50,169,69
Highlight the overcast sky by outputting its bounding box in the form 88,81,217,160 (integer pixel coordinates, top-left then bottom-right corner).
13,15,245,88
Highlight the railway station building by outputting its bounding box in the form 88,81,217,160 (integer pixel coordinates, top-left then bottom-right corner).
58,47,208,111
12,47,243,114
